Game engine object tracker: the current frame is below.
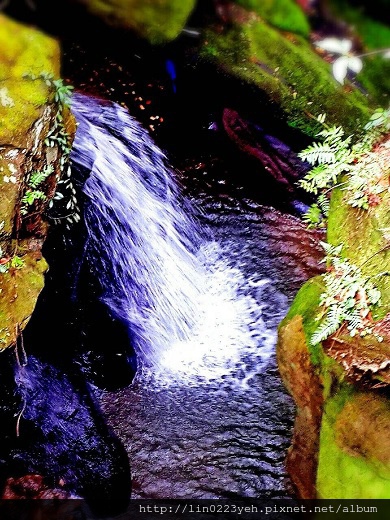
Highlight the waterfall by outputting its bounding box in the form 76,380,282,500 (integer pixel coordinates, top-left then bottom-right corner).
70,93,277,386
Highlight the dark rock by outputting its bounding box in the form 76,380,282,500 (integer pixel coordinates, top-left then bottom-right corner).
222,108,311,202
0,350,131,509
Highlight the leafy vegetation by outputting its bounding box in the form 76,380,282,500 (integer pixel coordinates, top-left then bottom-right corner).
0,255,25,273
298,112,389,226
315,37,390,85
42,75,80,226
20,165,54,216
311,242,382,346
297,110,390,344
25,74,80,226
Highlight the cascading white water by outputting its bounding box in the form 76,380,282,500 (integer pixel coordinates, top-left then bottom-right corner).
71,93,278,386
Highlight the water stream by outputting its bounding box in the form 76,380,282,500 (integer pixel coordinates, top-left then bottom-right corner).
69,93,322,499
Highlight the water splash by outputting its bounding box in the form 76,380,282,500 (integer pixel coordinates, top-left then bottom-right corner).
71,93,278,386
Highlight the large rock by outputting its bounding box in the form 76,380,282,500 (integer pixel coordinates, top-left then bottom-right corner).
277,135,390,498
73,0,197,44
200,1,387,136
0,16,132,506
0,14,74,348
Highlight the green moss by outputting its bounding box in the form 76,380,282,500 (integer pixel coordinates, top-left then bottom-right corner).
280,276,325,364
234,0,310,37
201,16,373,136
0,158,19,235
279,275,351,383
0,15,59,80
358,58,390,107
0,14,59,144
77,0,197,44
0,15,61,352
317,388,390,498
327,183,390,320
0,253,48,348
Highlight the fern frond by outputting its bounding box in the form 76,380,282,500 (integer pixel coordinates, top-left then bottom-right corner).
302,204,322,228
28,165,54,189
317,125,345,140
311,316,341,345
298,142,336,165
317,193,330,217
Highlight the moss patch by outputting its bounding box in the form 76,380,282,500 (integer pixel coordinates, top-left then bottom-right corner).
327,180,390,320
0,14,59,146
0,253,48,348
317,388,390,498
76,0,197,44
201,13,374,136
234,0,310,36
280,276,325,364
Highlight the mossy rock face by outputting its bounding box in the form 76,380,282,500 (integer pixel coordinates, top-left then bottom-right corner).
0,15,72,351
74,0,197,44
0,14,59,146
0,14,60,237
200,3,384,136
280,276,324,364
277,277,348,498
327,141,390,319
277,312,324,498
317,389,390,498
0,253,48,347
234,0,310,36
278,130,390,497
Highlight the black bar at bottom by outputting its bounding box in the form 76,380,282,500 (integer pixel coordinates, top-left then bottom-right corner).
0,499,389,520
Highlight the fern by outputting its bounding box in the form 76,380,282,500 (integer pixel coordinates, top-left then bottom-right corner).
298,116,389,229
311,316,341,345
302,193,330,228
27,165,54,189
302,204,322,228
298,142,336,165
317,193,330,217
311,243,382,346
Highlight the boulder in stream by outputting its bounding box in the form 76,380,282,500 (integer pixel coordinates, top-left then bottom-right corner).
0,14,131,507
200,0,389,136
72,0,197,44
278,134,390,498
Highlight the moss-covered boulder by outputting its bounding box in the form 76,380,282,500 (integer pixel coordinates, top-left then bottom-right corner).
318,389,390,498
74,0,197,44
0,14,74,348
277,134,390,498
234,0,310,36
200,1,387,136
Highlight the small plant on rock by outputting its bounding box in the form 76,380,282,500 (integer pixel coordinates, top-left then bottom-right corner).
314,37,390,84
311,242,382,346
298,112,390,226
24,73,79,226
20,165,54,216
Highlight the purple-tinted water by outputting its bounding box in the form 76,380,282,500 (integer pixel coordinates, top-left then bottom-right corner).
70,93,321,499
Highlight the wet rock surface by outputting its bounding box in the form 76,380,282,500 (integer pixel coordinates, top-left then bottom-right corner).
0,348,131,504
